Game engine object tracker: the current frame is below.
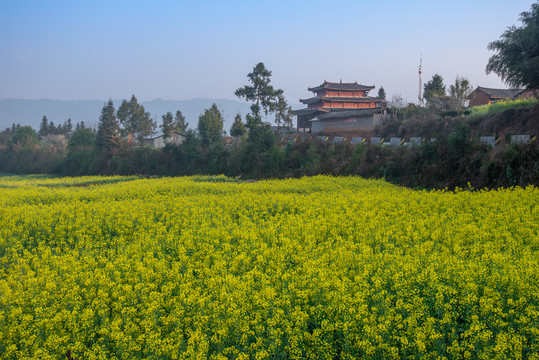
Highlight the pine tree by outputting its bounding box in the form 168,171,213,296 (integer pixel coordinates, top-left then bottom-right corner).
174,110,188,133
161,112,174,140
197,103,223,146
64,118,73,137
230,113,247,137
95,99,120,151
378,86,386,100
423,74,446,103
377,86,388,108
39,116,49,138
48,120,56,136
274,94,294,131
235,62,282,118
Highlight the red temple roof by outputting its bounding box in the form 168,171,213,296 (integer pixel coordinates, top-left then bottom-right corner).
300,96,383,105
308,81,375,93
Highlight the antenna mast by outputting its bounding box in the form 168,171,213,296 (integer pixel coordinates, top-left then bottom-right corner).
418,54,423,106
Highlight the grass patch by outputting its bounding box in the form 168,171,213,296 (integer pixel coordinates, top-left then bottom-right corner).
0,175,141,188
191,174,252,183
467,98,539,117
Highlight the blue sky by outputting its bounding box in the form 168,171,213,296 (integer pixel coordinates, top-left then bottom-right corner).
0,0,535,105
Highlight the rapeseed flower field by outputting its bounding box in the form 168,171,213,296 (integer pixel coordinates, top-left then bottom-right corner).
0,175,537,359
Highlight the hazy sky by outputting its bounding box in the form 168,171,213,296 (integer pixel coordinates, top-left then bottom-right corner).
1,0,535,105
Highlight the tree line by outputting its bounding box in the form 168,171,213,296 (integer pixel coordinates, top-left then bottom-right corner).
1,113,537,189
0,62,295,176
1,2,537,188
0,54,537,188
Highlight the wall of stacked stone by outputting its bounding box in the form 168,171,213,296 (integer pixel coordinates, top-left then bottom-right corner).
280,134,536,146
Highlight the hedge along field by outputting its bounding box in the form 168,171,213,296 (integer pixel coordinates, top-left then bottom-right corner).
0,176,538,360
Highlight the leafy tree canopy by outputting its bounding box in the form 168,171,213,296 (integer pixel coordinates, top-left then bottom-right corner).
162,110,189,140
449,76,473,109
486,2,539,96
12,126,38,147
235,62,283,118
117,95,156,142
68,128,96,151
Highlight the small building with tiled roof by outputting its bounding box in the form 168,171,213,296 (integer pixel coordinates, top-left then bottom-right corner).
142,131,184,149
469,86,530,107
294,80,383,133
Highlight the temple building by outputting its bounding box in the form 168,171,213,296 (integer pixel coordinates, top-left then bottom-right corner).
295,81,383,133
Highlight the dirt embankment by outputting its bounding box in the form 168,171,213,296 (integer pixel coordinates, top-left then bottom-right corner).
469,103,539,140
375,103,539,139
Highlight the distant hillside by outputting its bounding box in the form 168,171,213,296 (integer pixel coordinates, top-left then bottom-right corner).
0,98,273,133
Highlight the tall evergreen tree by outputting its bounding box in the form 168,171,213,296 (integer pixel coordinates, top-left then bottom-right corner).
39,116,49,138
377,86,388,108
64,118,73,137
377,86,387,100
48,120,56,136
230,113,247,137
161,112,174,140
274,93,294,130
197,103,223,146
174,110,189,133
95,99,120,151
423,74,447,104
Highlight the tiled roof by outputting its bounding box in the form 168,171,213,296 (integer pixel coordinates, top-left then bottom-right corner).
475,86,525,99
293,108,321,116
322,96,383,103
308,81,375,92
299,97,323,105
312,108,380,121
142,130,184,140
300,96,383,105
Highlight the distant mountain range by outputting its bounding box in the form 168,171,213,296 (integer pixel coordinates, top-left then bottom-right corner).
0,98,296,134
